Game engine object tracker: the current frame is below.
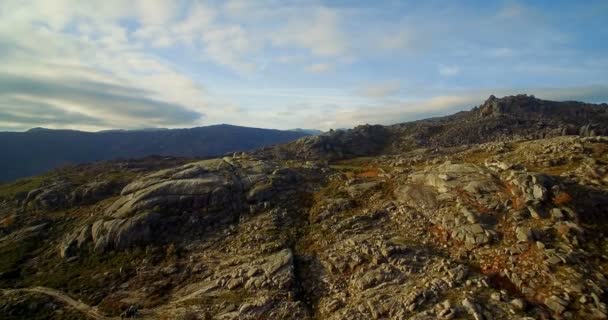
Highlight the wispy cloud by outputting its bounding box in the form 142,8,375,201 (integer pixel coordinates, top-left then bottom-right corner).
306,63,332,73
357,81,401,98
0,0,606,131
271,7,348,57
0,73,203,130
438,65,461,77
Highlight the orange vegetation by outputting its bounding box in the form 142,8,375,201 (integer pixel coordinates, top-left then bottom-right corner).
553,192,572,205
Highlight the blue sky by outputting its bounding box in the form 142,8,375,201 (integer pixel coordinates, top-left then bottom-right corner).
0,0,607,131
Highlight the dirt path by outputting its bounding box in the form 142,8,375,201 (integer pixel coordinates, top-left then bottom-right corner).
1,286,118,319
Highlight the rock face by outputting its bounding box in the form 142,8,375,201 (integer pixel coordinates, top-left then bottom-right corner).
105,159,241,218
59,157,316,256
265,124,389,160
70,180,121,206
265,94,608,161
24,180,73,210
23,179,123,211
60,211,160,257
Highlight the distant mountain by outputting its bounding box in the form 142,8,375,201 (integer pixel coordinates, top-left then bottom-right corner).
0,124,309,182
289,128,324,135
97,128,170,133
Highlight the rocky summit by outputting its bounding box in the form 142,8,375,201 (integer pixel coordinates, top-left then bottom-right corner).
1,95,608,320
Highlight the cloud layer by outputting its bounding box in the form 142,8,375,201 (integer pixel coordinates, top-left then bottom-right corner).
0,0,607,131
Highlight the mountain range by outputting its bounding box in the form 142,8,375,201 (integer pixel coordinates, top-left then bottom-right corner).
0,124,310,182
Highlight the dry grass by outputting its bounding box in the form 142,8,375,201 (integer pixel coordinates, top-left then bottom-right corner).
553,192,572,205
0,215,16,228
357,168,381,178
428,224,450,245
459,150,494,164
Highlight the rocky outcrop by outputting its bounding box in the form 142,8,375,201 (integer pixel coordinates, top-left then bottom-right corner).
24,181,73,210
261,124,390,160
58,156,316,257
105,159,242,218
261,95,608,161
60,211,160,257
70,180,122,206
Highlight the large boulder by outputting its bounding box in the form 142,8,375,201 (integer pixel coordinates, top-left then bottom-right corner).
24,181,73,210
70,180,121,206
105,159,244,218
59,211,161,257
59,157,305,257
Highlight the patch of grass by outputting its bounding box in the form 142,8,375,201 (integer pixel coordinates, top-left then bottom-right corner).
333,157,376,167
0,291,90,320
529,161,581,176
459,150,493,164
64,168,138,186
22,248,152,306
0,164,138,202
0,234,41,284
0,176,47,200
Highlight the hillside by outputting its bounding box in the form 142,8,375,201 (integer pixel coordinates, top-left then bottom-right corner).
0,125,309,182
0,95,607,319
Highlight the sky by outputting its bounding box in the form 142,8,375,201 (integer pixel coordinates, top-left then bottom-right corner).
1,0,607,132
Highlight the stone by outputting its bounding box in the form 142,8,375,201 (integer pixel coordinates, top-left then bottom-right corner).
527,206,541,219
510,298,525,311
516,226,533,242
25,181,73,210
447,265,468,282
490,292,502,301
120,305,138,318
461,207,478,223
262,249,293,275
462,297,483,320
59,211,161,256
70,180,120,205
551,208,565,220
545,295,568,315
438,173,452,181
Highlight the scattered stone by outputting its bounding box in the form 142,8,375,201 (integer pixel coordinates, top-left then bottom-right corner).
516,226,533,242
510,298,525,311
545,295,568,315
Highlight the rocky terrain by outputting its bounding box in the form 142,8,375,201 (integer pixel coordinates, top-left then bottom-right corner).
0,95,607,319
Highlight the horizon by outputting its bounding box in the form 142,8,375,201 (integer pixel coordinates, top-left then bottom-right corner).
1,123,327,133
2,93,607,133
1,1,608,132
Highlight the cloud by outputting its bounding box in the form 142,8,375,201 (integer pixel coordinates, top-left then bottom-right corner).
271,7,348,57
357,81,401,98
0,97,106,131
0,0,213,131
378,31,411,50
0,73,204,130
306,63,332,73
438,64,461,76
133,0,178,26
488,47,517,57
201,25,257,73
